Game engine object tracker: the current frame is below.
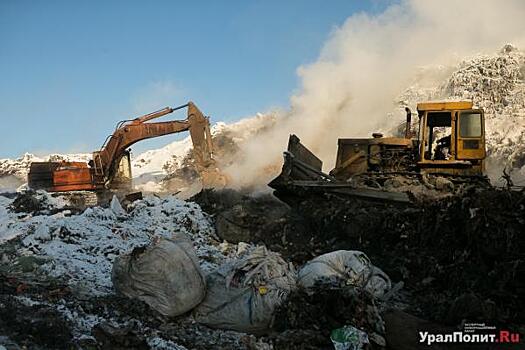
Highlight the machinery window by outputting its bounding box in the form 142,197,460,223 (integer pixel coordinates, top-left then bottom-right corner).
424,112,452,160
459,112,482,137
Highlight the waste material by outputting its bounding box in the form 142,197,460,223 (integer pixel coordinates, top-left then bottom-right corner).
330,325,369,350
194,245,296,334
112,234,206,317
298,250,391,298
272,282,385,349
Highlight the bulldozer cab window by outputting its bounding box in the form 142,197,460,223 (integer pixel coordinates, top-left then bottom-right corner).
424,112,452,160
459,112,482,137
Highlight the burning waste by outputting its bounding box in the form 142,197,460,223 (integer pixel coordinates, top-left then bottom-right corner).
1,1,525,348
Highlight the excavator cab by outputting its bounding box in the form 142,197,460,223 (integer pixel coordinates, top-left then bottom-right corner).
108,150,133,191
416,101,485,176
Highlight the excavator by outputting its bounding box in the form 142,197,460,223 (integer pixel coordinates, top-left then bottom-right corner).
28,102,214,200
269,101,489,204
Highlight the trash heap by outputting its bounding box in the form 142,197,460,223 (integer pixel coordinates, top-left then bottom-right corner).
0,191,264,349
277,188,525,328
1,189,400,349
268,250,392,350
192,187,524,335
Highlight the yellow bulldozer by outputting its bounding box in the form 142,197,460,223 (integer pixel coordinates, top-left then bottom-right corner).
269,101,489,203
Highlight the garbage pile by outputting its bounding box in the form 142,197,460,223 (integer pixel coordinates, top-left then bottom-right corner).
113,234,207,317
192,186,524,334
269,188,524,328
1,188,403,349
267,250,391,349
191,189,311,260
0,191,270,349
194,245,296,334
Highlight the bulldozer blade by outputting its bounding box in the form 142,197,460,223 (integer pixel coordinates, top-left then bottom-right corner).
269,135,411,204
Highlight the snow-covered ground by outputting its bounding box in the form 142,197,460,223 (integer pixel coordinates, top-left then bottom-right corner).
0,191,259,348
0,192,241,295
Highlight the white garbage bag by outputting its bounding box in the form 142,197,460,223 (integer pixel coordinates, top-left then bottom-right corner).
194,246,296,334
298,250,391,297
112,234,206,317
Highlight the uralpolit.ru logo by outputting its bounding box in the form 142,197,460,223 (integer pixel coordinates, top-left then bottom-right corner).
419,328,520,346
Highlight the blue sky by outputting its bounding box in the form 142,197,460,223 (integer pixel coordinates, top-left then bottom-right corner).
0,0,390,158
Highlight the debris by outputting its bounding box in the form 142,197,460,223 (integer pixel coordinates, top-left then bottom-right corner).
112,234,206,317
272,282,385,349
298,250,391,298
194,246,296,334
92,321,149,349
110,195,127,216
330,325,369,350
382,310,453,350
0,295,75,349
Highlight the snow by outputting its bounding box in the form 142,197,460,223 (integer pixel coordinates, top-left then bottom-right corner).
148,337,188,350
0,194,237,296
0,192,261,347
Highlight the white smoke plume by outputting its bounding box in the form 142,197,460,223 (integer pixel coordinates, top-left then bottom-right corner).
224,0,525,187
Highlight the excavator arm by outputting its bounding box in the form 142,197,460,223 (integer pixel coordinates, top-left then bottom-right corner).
92,101,213,185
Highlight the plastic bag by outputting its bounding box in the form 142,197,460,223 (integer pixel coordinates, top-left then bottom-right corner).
112,234,206,317
298,250,390,297
331,325,369,350
194,246,296,334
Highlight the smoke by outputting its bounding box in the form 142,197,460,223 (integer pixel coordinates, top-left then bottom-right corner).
224,0,525,187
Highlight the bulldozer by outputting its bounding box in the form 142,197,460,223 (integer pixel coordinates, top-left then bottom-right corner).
28,101,214,203
269,101,489,204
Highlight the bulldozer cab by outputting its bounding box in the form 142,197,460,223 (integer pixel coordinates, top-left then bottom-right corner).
417,101,485,175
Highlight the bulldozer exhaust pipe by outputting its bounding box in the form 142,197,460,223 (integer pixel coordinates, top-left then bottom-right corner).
405,107,412,139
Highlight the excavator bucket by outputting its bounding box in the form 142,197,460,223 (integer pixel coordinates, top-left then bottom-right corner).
187,102,214,167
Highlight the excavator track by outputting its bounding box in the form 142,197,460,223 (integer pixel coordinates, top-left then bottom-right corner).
50,191,99,209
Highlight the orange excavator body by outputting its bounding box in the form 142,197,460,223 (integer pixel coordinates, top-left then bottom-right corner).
28,102,213,193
